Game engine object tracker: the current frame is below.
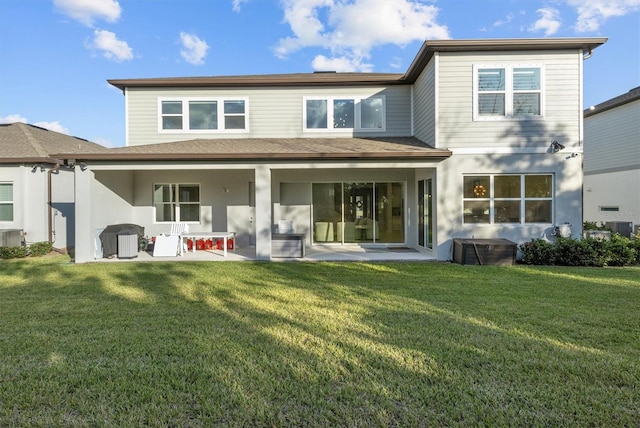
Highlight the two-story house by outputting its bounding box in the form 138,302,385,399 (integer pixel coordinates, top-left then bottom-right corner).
56,38,606,262
583,87,640,235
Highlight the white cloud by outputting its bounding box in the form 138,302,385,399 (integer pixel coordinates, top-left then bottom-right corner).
0,115,70,134
54,0,121,27
274,0,450,71
0,114,28,124
232,0,249,12
312,54,373,72
566,0,640,32
180,32,210,65
530,7,562,36
92,137,118,148
89,29,134,62
34,121,70,134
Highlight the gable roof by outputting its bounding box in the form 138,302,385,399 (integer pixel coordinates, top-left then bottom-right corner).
52,137,452,162
108,38,607,92
584,86,640,118
0,123,109,164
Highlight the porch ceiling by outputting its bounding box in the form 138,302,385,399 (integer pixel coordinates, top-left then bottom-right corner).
53,137,452,162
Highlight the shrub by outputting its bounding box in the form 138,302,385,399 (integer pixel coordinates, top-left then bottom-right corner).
0,246,29,259
519,235,638,267
29,241,53,257
519,239,555,265
583,221,610,231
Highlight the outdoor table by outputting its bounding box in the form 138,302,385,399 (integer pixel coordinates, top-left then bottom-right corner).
180,232,236,257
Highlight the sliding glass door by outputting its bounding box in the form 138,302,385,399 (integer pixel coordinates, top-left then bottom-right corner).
418,179,433,249
312,182,404,244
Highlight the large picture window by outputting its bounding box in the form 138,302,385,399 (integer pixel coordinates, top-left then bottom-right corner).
304,96,385,132
0,183,13,222
153,184,200,223
463,174,552,224
159,98,247,132
474,65,543,120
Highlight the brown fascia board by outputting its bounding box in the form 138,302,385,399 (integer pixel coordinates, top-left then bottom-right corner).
404,37,608,83
52,151,452,162
584,86,640,117
0,156,64,164
108,72,406,92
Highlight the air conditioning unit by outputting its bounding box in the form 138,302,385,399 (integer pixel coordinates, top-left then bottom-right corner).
0,229,23,247
605,222,633,238
117,234,138,259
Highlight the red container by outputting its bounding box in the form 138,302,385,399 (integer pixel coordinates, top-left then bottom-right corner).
195,239,205,250
205,239,214,250
227,238,234,250
187,239,194,251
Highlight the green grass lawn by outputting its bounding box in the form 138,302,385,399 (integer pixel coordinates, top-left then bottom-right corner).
1,255,639,427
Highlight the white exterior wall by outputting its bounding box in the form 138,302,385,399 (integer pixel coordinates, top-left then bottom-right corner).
0,165,60,247
124,86,412,146
583,98,640,226
437,50,583,150
435,152,583,260
584,170,640,226
413,58,436,146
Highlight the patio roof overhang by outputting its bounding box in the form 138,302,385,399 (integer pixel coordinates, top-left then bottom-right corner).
52,137,452,163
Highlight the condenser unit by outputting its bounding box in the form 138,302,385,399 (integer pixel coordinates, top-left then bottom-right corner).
605,222,633,238
0,229,22,247
117,234,138,259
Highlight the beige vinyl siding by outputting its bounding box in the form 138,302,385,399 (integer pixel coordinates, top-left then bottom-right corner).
125,86,412,146
584,99,640,173
413,59,436,146
437,50,582,149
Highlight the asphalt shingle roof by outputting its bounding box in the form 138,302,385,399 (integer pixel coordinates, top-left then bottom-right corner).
0,122,108,163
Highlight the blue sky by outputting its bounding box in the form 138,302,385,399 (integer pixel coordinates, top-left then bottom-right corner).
1,0,638,147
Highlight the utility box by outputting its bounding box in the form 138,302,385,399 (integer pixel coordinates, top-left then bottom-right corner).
117,234,138,259
272,233,305,258
453,238,517,266
605,222,633,238
0,229,22,247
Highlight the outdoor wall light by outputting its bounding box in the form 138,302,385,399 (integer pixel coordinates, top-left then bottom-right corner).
550,140,565,153
78,162,88,171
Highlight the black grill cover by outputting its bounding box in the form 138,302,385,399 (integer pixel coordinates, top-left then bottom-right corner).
99,224,144,257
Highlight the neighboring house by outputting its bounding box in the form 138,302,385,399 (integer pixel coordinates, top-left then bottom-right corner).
583,87,640,232
54,37,606,263
0,123,108,251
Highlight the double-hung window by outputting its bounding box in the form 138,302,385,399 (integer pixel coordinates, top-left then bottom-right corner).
304,96,385,131
153,184,200,223
463,174,553,224
159,98,248,132
474,65,543,120
0,183,13,222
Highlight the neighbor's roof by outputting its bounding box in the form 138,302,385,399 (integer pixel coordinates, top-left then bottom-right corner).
584,86,640,118
52,137,452,162
109,38,607,91
0,122,109,164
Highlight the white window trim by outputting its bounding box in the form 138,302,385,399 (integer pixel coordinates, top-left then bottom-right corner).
0,182,13,223
153,183,201,224
473,64,545,121
462,174,554,225
157,97,249,133
303,95,386,132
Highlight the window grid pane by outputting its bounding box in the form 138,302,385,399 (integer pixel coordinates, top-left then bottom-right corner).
0,204,13,221
513,93,540,116
306,100,327,129
189,101,217,130
478,69,505,91
333,99,354,128
478,94,505,116
0,183,13,201
513,68,540,90
361,98,383,129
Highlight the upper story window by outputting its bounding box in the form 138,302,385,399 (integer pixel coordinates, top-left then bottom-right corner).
0,182,13,222
304,96,385,132
474,65,543,120
159,98,248,132
463,174,553,224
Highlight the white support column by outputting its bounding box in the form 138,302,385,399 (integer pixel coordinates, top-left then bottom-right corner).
74,168,93,263
254,165,272,260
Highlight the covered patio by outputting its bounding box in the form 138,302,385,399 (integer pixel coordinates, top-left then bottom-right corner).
95,244,437,263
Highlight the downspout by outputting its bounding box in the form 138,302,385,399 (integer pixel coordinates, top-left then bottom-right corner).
48,163,61,243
